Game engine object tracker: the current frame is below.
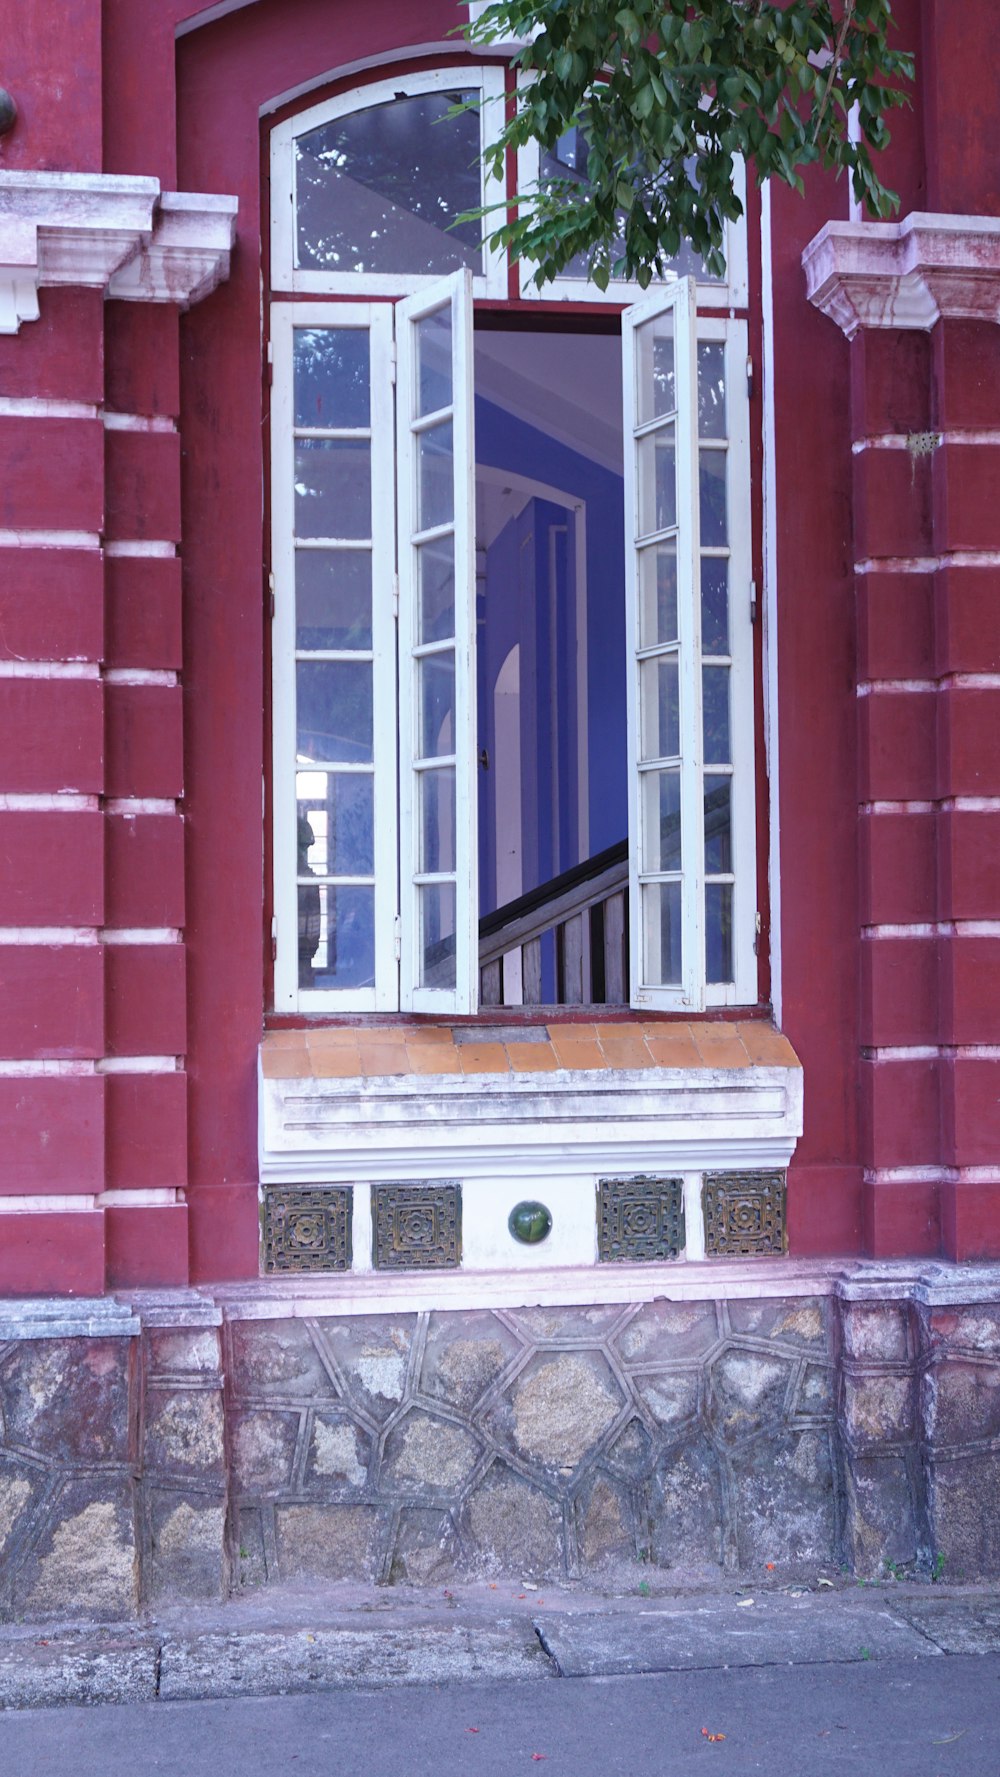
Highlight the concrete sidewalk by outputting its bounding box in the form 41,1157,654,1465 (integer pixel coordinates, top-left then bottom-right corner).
1,1575,1000,1710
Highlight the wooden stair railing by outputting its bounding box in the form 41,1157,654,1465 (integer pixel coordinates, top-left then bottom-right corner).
478,839,629,1007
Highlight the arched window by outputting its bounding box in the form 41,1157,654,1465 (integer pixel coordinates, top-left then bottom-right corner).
269,67,756,1017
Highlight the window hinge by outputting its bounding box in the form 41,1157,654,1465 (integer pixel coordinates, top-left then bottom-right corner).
393,914,401,961
392,572,400,618
270,916,277,963
268,572,276,620
750,580,758,625
389,341,397,385
746,353,753,398
266,338,274,386
753,910,762,955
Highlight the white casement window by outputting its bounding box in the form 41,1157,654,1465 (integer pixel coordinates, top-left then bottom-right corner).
269,73,756,1017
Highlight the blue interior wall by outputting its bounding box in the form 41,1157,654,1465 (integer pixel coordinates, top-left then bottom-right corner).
475,393,627,914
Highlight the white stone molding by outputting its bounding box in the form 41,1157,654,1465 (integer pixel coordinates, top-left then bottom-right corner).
803,212,1000,339
0,171,237,335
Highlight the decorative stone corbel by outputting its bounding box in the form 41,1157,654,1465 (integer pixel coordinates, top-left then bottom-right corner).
803,211,1000,338
0,170,238,335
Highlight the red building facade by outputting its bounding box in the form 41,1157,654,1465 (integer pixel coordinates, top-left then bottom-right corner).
0,0,999,1606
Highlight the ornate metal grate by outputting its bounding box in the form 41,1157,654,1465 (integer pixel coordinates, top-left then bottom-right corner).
702,1171,787,1256
597,1175,685,1263
262,1185,352,1273
373,1181,462,1270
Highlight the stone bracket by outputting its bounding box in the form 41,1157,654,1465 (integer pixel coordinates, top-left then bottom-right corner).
0,170,238,335
803,211,1000,339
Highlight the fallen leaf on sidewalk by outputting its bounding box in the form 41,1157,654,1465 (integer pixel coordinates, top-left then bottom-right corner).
531,1754,547,1761
932,1731,967,1745
701,1728,726,1743
736,1598,754,1607
817,1577,834,1588
466,1727,480,1734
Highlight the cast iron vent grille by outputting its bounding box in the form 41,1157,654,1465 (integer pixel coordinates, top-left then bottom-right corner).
373,1181,462,1270
597,1174,685,1262
262,1185,352,1273
703,1171,787,1256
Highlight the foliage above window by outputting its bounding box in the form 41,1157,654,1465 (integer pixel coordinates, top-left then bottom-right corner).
464,0,914,289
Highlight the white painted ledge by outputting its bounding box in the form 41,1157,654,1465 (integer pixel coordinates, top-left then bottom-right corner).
803,211,1000,339
0,171,237,335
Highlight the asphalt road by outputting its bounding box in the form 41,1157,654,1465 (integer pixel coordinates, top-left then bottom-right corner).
1,1655,997,1777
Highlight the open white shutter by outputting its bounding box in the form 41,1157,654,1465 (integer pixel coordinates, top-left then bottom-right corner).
396,268,478,1012
622,277,703,1010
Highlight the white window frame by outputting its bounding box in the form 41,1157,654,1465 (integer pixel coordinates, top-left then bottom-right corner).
269,73,758,1018
270,301,399,1013
515,136,749,310
270,65,508,299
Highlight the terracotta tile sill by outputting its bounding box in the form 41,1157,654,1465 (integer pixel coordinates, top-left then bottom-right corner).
260,1021,801,1082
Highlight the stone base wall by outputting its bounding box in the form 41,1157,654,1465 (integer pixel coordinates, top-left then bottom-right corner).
0,1267,998,1617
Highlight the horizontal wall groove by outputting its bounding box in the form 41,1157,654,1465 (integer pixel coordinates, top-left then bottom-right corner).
0,661,100,680
104,541,177,559
0,530,100,551
103,669,179,687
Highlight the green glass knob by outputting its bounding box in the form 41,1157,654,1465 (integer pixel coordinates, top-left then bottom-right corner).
508,1201,552,1244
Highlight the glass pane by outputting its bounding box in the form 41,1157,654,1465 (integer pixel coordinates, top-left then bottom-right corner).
419,766,456,873
700,557,729,657
637,542,677,649
297,660,372,763
417,421,454,532
641,880,682,986
419,881,457,990
295,438,370,540
636,319,675,424
295,550,372,651
706,881,733,984
294,329,369,429
704,774,732,874
299,882,375,990
702,664,731,765
697,342,726,439
641,768,682,872
637,427,676,538
416,305,452,417
298,771,374,877
699,448,728,547
540,134,717,285
639,655,680,761
417,535,455,643
418,652,456,759
295,91,483,277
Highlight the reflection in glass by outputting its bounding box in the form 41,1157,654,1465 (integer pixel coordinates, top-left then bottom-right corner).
419,765,456,873
697,342,726,439
295,92,483,276
295,550,372,651
702,664,731,765
416,306,452,416
417,535,455,643
294,329,369,429
297,771,374,877
299,882,375,990
642,880,682,985
699,448,728,547
640,655,680,761
703,774,731,873
540,130,716,285
295,438,371,539
706,880,733,983
417,421,454,532
638,542,677,648
296,660,373,763
418,652,456,759
641,768,682,872
637,428,676,537
636,321,675,423
419,881,457,989
700,557,729,657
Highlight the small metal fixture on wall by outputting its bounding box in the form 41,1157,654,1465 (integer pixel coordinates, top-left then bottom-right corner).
703,1171,787,1256
262,1185,352,1272
0,91,17,135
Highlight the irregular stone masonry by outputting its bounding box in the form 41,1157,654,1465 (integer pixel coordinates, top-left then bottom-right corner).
0,1281,997,1616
